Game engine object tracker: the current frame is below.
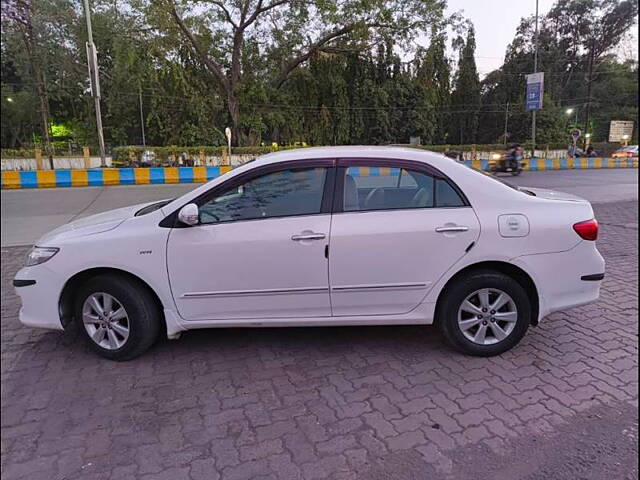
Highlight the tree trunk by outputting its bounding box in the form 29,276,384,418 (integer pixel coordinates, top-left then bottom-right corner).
19,8,54,168
583,44,595,149
34,66,54,168
227,89,242,146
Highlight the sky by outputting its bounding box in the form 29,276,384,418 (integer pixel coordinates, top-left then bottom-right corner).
446,0,639,77
446,0,556,75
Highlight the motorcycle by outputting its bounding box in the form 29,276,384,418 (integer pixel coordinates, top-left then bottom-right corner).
488,153,525,176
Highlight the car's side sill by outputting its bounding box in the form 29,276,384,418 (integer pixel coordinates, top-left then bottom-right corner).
173,301,437,329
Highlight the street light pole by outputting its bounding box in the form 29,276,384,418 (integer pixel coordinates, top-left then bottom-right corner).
138,84,146,146
83,0,107,167
531,0,539,157
503,102,510,146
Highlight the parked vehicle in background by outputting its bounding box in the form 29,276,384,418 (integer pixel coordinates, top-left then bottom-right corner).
612,145,638,158
13,147,605,360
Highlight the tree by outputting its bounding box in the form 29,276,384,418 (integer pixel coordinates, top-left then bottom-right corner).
416,27,451,143
150,0,445,145
449,24,480,144
2,0,54,163
545,0,638,145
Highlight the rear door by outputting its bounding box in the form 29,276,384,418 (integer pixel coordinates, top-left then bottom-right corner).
328,159,480,316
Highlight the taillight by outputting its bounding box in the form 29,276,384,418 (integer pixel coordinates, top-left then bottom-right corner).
573,219,598,241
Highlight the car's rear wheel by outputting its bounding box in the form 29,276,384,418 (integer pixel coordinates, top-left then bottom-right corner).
437,270,530,356
74,274,161,360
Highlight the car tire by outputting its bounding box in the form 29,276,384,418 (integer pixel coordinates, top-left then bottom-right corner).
74,274,161,361
437,270,530,356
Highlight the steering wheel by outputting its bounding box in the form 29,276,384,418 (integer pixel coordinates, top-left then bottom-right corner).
411,187,429,207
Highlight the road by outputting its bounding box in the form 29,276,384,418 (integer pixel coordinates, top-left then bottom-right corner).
1,168,638,247
1,168,638,480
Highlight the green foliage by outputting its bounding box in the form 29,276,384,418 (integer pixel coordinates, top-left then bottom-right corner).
110,144,304,162
0,0,637,151
448,25,481,144
1,148,36,158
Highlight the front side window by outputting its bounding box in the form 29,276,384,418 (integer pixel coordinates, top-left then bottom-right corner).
342,165,466,212
198,167,327,224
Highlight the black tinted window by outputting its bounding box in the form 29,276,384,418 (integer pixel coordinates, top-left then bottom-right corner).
343,167,434,212
199,167,327,223
435,179,465,207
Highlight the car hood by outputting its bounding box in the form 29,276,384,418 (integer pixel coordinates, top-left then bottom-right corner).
36,200,162,245
520,187,589,203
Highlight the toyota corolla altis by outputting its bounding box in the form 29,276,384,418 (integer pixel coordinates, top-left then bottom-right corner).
13,147,605,360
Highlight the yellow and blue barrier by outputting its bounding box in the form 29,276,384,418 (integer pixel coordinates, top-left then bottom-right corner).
1,158,637,189
2,166,233,189
467,156,638,171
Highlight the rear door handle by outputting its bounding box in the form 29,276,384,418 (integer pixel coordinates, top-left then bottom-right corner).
291,233,326,241
435,226,469,233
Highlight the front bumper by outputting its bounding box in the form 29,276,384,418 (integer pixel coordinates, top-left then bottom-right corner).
14,265,64,331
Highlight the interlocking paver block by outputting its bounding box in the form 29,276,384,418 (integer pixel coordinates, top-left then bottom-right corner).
0,200,637,479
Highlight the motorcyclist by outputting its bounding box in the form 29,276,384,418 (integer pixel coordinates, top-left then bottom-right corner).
514,144,523,168
504,143,522,170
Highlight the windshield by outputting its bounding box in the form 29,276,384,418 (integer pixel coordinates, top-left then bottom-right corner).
135,199,173,216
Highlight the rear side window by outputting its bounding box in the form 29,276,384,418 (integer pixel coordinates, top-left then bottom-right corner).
342,165,465,211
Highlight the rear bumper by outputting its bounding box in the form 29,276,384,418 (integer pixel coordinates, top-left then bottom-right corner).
513,240,605,321
581,273,605,281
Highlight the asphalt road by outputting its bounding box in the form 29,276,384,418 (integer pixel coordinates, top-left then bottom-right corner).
1,168,637,247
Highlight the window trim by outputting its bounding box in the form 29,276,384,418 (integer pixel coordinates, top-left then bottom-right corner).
160,159,336,228
333,158,470,214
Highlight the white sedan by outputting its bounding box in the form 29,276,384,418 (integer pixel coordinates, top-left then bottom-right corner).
13,147,605,360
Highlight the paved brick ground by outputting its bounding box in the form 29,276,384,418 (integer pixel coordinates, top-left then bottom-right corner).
1,201,637,480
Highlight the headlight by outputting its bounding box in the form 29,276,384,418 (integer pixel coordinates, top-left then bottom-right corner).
491,153,502,160
25,247,59,266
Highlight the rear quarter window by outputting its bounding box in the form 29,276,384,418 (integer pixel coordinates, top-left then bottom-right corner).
435,179,465,207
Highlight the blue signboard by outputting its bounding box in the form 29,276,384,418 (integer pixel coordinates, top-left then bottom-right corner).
525,72,544,111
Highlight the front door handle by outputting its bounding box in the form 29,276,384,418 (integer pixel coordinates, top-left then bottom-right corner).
291,232,326,241
435,225,469,233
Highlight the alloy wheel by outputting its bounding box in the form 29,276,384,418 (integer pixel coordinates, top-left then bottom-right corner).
457,288,518,345
82,292,130,350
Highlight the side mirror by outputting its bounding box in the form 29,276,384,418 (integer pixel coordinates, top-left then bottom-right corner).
178,203,199,226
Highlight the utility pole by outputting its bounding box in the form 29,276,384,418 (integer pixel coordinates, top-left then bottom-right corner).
504,102,510,145
531,0,539,157
138,85,146,146
583,40,595,149
83,0,107,167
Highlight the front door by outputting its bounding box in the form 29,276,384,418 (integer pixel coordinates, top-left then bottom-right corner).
167,163,333,321
329,161,480,316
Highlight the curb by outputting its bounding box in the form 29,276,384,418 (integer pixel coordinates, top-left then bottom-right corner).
467,157,638,171
1,158,637,189
1,166,233,189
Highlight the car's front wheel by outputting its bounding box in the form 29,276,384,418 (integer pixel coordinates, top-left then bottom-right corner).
74,274,161,360
437,270,530,356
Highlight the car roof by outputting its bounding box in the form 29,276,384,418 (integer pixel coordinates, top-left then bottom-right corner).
160,145,527,216
251,145,454,169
